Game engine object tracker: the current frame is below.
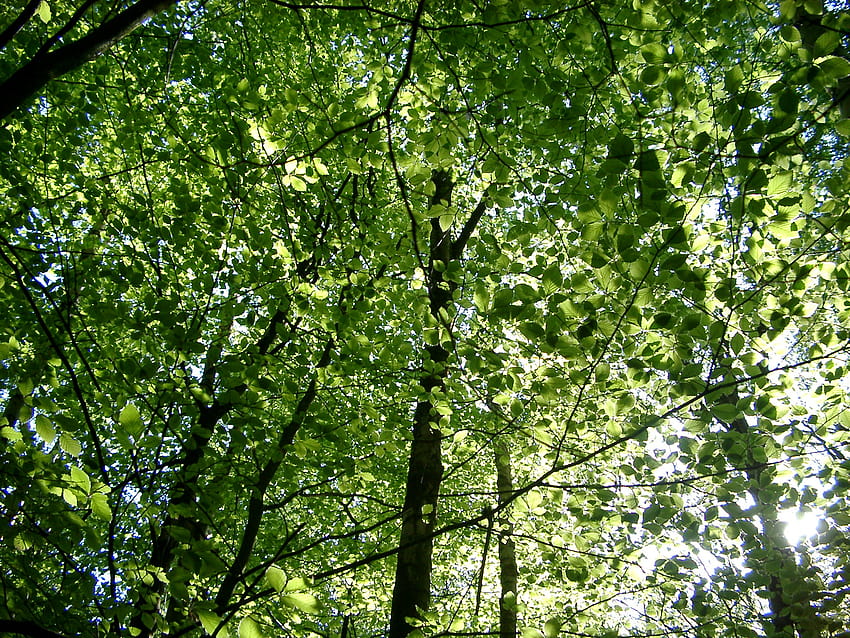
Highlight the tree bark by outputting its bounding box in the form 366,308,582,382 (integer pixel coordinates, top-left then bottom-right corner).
718,370,821,637
493,440,518,638
389,171,455,638
0,0,178,121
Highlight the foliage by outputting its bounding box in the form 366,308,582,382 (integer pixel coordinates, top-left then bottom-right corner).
2,1,850,637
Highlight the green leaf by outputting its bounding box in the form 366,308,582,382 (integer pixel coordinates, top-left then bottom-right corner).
814,31,841,58
595,362,610,381
281,592,321,614
542,265,563,294
283,576,311,592
70,466,91,493
608,133,634,160
640,42,667,63
35,414,56,445
521,629,545,638
119,404,144,436
439,212,454,232
641,65,662,86
59,433,82,457
817,56,850,82
1,426,22,442
473,285,490,313
198,610,229,638
519,322,545,341
91,493,112,521
238,618,263,638
725,65,744,94
605,421,623,437
730,332,745,354
766,172,792,197
36,1,50,23
18,378,34,396
543,619,562,638
283,175,307,191
711,404,739,423
265,565,286,592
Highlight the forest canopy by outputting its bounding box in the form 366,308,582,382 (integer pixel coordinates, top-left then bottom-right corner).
1,1,850,638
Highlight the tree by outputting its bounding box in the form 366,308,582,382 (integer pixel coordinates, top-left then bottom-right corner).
2,1,850,638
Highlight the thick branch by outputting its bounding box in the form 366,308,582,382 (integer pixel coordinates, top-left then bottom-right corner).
0,620,72,638
0,0,178,121
451,198,488,260
0,0,40,51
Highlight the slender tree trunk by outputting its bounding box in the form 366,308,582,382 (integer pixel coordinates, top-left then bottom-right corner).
719,370,821,637
493,440,518,638
389,172,489,637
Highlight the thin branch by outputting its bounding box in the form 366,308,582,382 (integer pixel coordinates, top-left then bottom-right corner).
0,242,109,481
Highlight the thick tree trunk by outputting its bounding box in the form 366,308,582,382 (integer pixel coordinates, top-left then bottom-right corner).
493,440,518,638
389,172,455,638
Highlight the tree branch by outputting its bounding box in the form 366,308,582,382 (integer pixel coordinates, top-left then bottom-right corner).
0,0,178,121
0,0,41,51
0,620,73,638
214,338,334,609
451,198,488,260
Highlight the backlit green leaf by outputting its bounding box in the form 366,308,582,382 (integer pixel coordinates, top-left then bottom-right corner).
265,566,286,592
238,617,263,638
281,592,321,614
35,414,56,445
119,404,144,436
198,610,229,638
91,493,112,521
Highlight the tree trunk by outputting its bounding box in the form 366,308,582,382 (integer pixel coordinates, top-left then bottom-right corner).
493,440,518,638
389,172,455,638
718,369,821,637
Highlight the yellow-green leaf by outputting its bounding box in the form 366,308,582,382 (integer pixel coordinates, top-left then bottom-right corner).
284,576,311,592
91,493,112,521
281,592,321,614
119,404,143,436
544,619,562,638
238,618,263,638
198,610,229,638
60,432,82,456
265,565,286,592
1,426,22,441
36,1,50,23
35,414,56,445
70,466,91,493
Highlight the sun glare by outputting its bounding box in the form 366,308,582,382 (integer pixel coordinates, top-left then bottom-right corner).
779,509,823,545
